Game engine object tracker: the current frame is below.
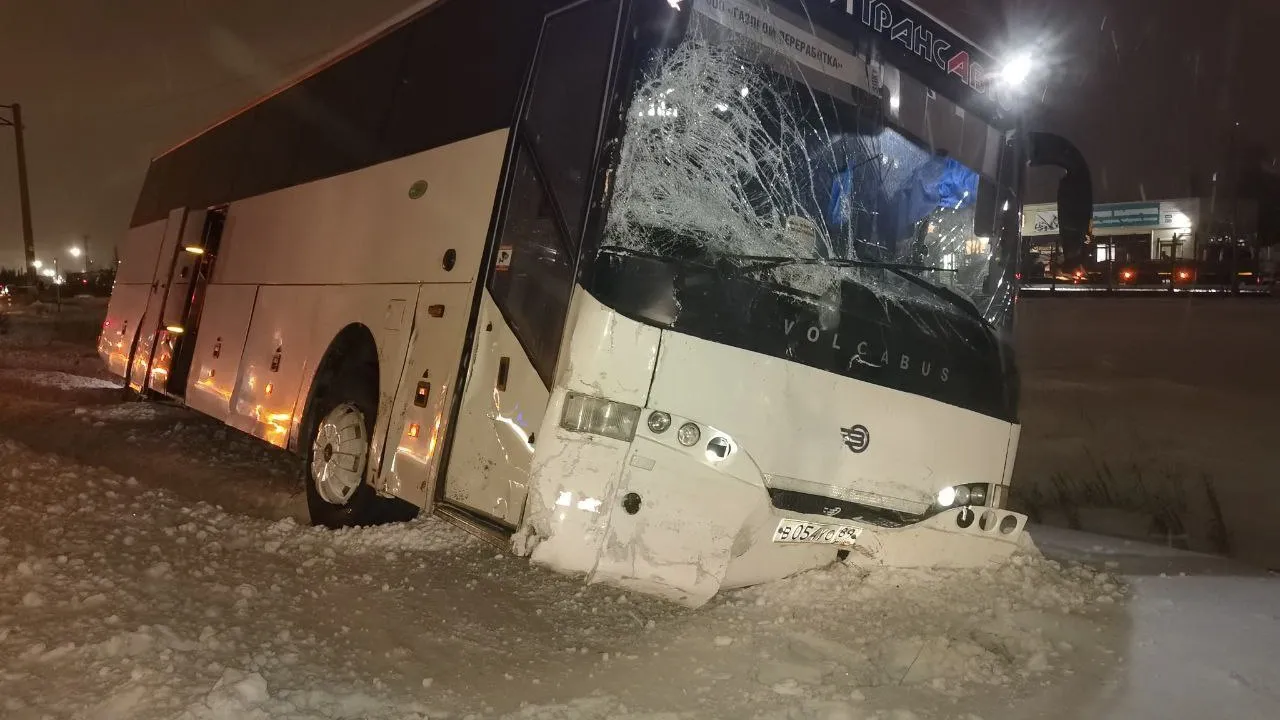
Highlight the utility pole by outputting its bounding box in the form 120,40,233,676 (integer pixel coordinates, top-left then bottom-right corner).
1229,121,1241,295
0,103,36,285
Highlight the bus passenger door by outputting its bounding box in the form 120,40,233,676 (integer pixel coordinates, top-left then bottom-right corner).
135,208,208,396
127,207,197,392
442,0,619,527
155,207,226,397
445,149,572,526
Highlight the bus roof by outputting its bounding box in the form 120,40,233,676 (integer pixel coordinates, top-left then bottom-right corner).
156,0,443,161
156,0,1006,163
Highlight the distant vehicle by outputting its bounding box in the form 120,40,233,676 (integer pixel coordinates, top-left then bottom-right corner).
99,0,1090,605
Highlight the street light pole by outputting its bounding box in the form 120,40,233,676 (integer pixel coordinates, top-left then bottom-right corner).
0,103,36,285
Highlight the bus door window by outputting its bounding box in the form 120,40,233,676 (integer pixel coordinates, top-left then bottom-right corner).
488,0,621,382
490,147,575,380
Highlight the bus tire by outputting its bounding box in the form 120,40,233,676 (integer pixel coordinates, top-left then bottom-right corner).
303,369,417,528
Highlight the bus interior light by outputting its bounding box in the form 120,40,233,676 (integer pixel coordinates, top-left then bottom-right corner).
183,246,206,255
560,393,640,442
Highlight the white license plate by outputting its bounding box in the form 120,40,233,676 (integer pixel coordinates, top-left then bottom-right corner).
772,518,861,546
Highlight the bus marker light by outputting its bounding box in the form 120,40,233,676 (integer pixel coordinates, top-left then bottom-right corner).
165,325,184,334
264,382,274,396
408,423,420,438
936,486,957,507
676,422,701,447
646,411,671,433
183,246,205,255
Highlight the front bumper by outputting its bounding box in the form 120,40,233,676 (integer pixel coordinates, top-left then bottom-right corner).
519,401,1028,607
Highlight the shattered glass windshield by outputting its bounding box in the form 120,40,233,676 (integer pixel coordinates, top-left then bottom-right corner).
587,1,1021,420
602,9,1015,324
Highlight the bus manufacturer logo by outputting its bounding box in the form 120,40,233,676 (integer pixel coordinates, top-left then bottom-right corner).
840,425,870,453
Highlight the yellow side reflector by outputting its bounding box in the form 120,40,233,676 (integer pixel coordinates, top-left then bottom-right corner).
408,423,420,438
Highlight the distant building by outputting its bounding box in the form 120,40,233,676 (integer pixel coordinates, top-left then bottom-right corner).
1019,197,1271,290
1023,197,1258,262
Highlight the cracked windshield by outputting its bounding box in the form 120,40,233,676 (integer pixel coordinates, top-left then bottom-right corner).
604,9,1015,328
2,0,1278,718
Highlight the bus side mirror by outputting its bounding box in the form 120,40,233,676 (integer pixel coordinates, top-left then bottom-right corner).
1028,132,1093,269
973,176,997,238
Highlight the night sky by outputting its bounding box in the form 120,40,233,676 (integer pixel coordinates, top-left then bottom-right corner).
0,0,1276,269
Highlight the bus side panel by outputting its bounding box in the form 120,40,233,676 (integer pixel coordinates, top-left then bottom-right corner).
289,283,420,468
99,284,152,378
227,285,324,448
183,284,259,422
98,220,169,377
374,283,476,510
211,129,510,287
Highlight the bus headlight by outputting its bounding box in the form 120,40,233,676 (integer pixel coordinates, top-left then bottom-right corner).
560,393,640,442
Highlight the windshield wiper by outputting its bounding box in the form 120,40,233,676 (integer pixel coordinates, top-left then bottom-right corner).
727,255,987,323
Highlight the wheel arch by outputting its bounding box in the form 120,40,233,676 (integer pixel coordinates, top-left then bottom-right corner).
294,322,381,456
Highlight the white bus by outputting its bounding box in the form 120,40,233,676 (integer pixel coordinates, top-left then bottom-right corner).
100,0,1090,605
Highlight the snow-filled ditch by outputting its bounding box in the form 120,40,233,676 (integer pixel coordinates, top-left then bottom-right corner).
0,436,1126,719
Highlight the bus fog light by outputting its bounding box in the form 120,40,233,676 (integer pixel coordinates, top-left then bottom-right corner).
560,393,640,442
647,411,672,433
705,436,731,461
676,422,701,447
936,486,957,507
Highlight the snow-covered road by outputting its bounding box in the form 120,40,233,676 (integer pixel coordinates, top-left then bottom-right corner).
1,305,1277,719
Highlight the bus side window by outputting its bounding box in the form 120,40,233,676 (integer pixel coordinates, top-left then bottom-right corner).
490,147,574,382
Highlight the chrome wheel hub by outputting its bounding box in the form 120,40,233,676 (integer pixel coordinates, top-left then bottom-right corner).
311,403,369,506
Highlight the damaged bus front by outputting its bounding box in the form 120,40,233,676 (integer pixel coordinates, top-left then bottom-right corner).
515,0,1091,605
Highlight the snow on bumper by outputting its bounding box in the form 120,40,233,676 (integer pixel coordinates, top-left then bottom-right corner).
516,401,1026,607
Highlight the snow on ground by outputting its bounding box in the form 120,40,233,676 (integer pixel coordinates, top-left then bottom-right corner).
0,367,121,390
1029,527,1280,719
0,430,1130,720
3,295,1278,718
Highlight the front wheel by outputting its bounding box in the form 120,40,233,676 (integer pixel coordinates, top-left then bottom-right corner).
303,373,417,528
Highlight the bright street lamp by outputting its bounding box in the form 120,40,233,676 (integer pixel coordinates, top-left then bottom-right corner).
32,259,42,270
68,246,82,258
998,53,1034,89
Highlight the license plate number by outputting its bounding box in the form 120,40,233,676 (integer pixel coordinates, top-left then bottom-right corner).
772,518,861,546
